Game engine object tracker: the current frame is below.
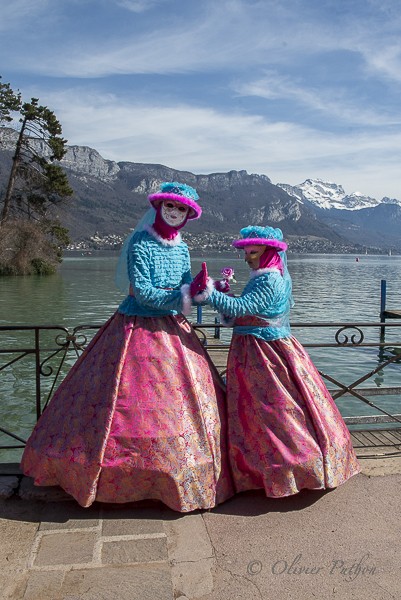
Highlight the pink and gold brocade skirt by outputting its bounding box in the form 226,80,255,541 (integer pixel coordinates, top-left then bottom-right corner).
20,312,234,511
226,317,360,497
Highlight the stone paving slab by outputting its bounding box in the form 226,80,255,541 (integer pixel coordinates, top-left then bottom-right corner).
0,492,177,600
24,564,174,600
1,466,401,599
165,513,215,598
39,500,101,531
199,473,401,600
101,508,165,536
102,536,168,564
33,531,98,567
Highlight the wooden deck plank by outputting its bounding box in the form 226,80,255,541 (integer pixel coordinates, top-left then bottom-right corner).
378,430,401,445
361,431,384,445
358,430,385,446
350,432,369,446
350,429,401,458
355,431,377,446
0,463,21,476
368,430,399,445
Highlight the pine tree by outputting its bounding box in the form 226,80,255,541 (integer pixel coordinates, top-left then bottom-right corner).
0,76,21,123
0,95,73,225
0,76,73,274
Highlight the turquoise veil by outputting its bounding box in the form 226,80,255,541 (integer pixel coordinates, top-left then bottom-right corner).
115,207,157,294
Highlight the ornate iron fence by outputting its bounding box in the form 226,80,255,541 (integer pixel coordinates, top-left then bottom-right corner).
202,321,401,424
1,321,401,461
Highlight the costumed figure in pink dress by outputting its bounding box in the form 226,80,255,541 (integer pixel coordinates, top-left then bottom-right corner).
200,225,360,497
21,182,234,511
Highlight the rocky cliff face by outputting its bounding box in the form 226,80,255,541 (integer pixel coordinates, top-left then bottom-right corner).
0,127,18,151
0,128,121,181
2,127,398,251
63,146,121,181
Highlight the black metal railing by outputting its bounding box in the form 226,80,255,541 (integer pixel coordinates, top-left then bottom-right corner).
200,321,401,425
1,320,401,459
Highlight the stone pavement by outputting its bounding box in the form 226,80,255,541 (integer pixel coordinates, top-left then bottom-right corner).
1,457,401,600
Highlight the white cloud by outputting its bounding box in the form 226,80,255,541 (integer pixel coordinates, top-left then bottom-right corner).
234,73,401,126
9,3,264,78
362,44,401,83
115,0,169,13
0,1,359,77
0,0,51,32
2,0,401,86
41,88,401,199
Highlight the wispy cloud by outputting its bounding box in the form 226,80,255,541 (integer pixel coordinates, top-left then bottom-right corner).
362,44,401,83
115,0,169,13
0,0,51,32
2,0,401,199
38,87,401,199
3,0,401,85
5,2,267,77
234,72,401,127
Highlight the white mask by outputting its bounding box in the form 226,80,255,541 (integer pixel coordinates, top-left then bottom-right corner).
161,200,189,227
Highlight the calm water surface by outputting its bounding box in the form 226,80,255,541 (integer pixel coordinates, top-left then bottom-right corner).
2,252,400,324
1,252,401,460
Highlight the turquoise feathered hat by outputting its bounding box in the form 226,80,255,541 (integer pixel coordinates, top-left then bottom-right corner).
148,182,202,220
232,225,287,251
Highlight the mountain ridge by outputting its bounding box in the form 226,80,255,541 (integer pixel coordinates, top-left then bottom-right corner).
277,178,401,211
279,178,401,251
1,127,400,253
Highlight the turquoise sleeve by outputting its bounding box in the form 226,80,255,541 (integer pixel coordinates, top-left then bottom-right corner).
181,252,192,286
128,242,185,312
207,273,288,317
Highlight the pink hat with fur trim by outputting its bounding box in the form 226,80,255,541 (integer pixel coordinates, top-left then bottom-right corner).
148,182,202,220
232,225,288,251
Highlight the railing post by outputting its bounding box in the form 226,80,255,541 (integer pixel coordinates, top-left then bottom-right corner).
35,327,42,419
380,279,387,342
380,279,387,319
196,305,202,324
214,316,221,339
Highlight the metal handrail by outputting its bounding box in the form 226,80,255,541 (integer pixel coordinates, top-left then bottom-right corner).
1,320,401,457
194,320,401,425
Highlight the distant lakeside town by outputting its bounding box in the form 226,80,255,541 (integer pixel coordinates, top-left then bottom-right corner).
65,231,395,256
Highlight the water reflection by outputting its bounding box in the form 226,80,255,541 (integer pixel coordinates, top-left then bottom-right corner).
1,252,401,461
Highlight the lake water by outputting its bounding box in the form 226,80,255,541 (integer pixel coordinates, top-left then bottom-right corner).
2,252,400,325
1,251,401,461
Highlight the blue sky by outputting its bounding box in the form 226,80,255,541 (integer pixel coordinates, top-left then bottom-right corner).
2,0,401,200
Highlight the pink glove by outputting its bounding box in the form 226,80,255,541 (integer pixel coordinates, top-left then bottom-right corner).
214,279,230,293
190,262,208,297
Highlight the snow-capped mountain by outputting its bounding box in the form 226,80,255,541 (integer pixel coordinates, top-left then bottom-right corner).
277,178,401,211
277,178,401,250
1,124,400,251
0,127,343,247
